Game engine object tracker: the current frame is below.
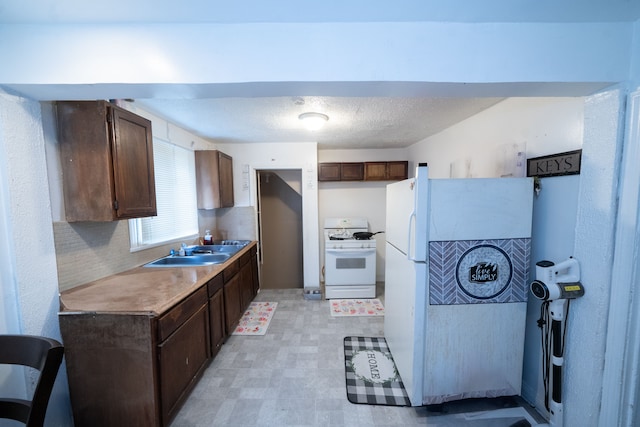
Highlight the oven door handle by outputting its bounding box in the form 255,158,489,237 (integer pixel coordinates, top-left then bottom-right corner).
326,248,377,255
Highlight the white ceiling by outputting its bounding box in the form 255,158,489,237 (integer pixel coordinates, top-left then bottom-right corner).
3,1,639,149
134,96,506,149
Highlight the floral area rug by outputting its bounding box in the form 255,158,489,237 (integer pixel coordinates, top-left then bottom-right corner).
232,302,277,336
330,299,385,317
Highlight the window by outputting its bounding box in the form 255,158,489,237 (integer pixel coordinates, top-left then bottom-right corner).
129,138,198,251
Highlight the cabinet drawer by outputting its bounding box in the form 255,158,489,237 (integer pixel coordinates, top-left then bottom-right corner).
238,251,251,267
207,273,224,297
223,260,239,283
157,287,208,342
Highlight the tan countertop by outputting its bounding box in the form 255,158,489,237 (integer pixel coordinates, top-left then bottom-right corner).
59,242,256,316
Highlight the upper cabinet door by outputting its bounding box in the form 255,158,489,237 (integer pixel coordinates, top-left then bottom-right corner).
217,152,235,208
110,107,157,219
318,163,341,181
195,150,235,209
57,101,157,222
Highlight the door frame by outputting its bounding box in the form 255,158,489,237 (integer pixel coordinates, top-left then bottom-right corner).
600,89,640,426
250,165,319,290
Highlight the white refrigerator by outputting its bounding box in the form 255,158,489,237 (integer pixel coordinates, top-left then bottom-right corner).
384,165,533,406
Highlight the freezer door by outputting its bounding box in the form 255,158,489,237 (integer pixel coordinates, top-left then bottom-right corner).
385,169,429,261
429,178,533,241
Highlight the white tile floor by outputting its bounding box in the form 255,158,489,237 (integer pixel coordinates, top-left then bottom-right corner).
170,288,544,426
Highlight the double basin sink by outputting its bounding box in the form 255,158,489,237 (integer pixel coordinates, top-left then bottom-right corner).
144,240,251,268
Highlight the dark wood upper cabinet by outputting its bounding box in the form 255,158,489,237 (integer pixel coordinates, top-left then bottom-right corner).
387,161,409,180
365,161,409,181
319,161,408,182
195,150,234,209
319,162,364,181
341,163,365,180
364,162,388,181
318,162,341,181
57,101,157,222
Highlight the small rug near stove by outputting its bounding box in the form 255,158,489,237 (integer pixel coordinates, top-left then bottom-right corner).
232,302,277,336
331,299,384,317
343,336,411,406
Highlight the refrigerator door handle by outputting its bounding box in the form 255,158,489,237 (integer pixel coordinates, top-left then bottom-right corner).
407,210,416,260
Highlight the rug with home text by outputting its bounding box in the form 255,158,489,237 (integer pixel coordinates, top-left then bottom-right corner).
343,336,411,406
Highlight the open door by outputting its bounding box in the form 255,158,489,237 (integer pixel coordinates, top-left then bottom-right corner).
256,170,303,289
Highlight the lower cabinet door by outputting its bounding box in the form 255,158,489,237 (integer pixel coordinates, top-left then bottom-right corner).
209,289,226,357
224,275,241,335
158,303,209,424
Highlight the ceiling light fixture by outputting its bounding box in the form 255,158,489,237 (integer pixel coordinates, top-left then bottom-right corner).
298,112,329,131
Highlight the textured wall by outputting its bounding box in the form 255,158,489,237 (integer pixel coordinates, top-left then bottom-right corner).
0,90,73,425
568,89,625,426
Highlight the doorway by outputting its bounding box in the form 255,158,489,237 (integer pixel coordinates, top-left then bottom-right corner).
256,170,303,289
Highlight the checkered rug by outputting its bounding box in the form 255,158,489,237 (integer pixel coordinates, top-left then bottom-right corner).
343,336,411,406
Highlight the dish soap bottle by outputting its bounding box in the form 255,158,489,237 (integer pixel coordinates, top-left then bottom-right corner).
203,230,213,245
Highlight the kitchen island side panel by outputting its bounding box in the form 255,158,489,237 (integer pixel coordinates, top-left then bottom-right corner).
59,312,160,427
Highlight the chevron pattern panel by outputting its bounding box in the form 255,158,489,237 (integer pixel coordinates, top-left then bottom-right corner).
429,238,530,305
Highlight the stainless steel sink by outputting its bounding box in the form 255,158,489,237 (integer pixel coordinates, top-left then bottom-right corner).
144,253,230,268
188,244,246,255
212,240,252,247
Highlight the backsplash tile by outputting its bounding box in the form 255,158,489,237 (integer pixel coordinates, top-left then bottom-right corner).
53,221,169,292
55,206,257,292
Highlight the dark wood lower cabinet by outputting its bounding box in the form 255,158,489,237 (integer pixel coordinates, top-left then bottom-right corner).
223,273,242,334
59,244,261,427
208,274,226,357
223,248,259,335
59,313,160,427
251,252,260,296
158,303,210,424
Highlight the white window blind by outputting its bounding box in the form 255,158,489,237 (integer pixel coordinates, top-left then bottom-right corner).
129,139,198,250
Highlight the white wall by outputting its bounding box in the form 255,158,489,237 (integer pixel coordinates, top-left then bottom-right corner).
522,175,580,414
0,91,73,425
409,97,585,178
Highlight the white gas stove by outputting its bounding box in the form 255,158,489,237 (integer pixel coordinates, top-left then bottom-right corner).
323,218,377,299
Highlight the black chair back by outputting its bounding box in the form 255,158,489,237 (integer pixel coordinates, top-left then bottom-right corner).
0,335,64,427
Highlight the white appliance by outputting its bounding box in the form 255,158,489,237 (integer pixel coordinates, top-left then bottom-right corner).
384,164,533,406
324,217,377,299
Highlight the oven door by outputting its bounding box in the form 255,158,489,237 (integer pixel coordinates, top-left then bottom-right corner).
325,247,376,285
